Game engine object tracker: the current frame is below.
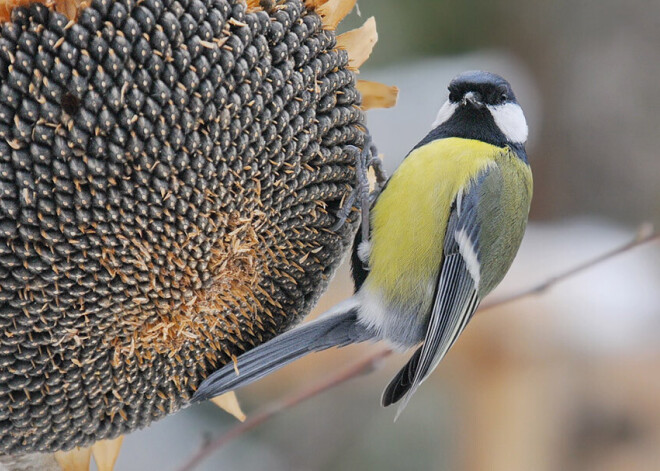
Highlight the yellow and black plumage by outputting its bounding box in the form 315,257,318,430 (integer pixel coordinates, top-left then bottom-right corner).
193,71,533,416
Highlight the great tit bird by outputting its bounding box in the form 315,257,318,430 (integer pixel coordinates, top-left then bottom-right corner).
192,71,533,416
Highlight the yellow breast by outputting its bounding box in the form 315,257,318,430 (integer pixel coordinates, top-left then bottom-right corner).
366,137,504,305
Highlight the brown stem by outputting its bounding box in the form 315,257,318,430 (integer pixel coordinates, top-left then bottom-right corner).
479,227,659,313
176,348,393,471
178,227,658,470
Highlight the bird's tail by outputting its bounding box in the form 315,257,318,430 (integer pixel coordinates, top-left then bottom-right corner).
191,300,374,403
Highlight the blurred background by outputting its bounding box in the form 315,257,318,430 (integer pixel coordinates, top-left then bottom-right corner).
116,1,660,470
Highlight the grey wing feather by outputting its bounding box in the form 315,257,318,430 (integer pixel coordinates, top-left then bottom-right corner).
381,345,422,407
382,180,484,414
192,307,374,403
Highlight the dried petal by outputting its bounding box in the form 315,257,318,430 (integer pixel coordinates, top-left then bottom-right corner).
357,80,399,110
337,17,378,70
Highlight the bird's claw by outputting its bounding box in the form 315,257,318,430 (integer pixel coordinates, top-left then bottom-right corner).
331,190,358,232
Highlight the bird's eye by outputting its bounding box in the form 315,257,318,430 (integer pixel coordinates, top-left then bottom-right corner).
500,93,507,103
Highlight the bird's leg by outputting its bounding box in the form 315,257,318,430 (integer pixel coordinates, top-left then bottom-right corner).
331,140,371,233
332,135,387,269
357,136,374,245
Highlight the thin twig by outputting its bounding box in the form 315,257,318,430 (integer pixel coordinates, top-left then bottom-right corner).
178,228,658,471
177,348,392,471
479,227,659,312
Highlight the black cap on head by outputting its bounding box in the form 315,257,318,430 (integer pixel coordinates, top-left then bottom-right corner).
448,70,517,106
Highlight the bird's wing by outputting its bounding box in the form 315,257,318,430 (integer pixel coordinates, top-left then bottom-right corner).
382,169,490,414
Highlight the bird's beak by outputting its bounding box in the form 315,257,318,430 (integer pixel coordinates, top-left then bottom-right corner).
462,91,484,109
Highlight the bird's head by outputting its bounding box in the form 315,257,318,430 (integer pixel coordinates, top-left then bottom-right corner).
432,71,528,145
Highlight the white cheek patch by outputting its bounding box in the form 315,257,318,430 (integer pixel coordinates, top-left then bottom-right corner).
487,102,528,144
431,100,457,128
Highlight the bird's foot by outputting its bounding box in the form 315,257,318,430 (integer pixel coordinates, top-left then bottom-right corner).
332,134,387,270
332,134,385,233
